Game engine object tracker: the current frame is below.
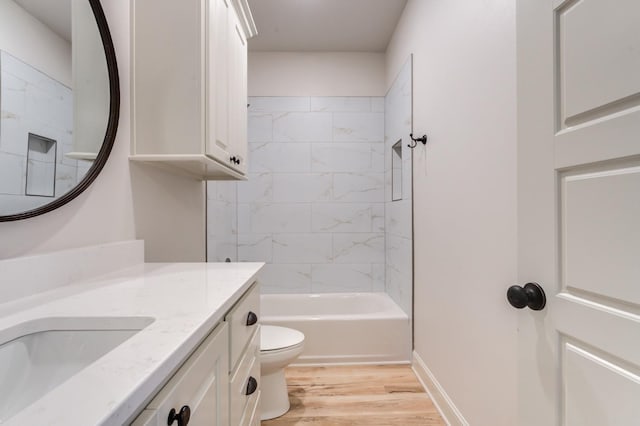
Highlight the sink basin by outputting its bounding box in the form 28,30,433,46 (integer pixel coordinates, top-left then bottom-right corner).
0,316,154,422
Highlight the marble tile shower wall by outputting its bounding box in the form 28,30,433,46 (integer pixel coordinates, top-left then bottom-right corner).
207,179,238,263
207,96,387,294
384,58,413,316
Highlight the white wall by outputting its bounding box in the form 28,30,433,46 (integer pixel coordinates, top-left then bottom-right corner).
386,1,518,425
0,0,71,87
249,52,385,97
0,0,205,262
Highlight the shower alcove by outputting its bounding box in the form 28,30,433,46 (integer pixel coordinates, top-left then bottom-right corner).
207,56,414,364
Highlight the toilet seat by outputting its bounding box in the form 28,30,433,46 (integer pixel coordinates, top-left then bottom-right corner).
261,325,304,352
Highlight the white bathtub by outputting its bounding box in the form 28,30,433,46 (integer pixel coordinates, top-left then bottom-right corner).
260,292,411,365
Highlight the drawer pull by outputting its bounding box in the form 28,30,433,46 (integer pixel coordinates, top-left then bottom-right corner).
245,376,258,396
246,311,258,326
167,405,191,426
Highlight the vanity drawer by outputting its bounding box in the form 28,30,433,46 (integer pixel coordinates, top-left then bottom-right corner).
229,328,260,426
131,322,229,426
226,282,260,370
240,389,261,426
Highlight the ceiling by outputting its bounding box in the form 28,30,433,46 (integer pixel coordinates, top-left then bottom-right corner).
14,0,72,43
247,0,407,52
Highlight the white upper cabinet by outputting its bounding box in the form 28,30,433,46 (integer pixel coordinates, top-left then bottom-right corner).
227,10,249,175
131,0,256,180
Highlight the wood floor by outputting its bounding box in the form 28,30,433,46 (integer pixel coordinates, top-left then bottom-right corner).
261,365,446,426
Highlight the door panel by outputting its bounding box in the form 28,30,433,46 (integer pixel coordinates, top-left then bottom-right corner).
554,0,640,169
517,0,640,424
563,342,640,426
555,112,640,168
561,165,640,305
557,0,640,123
555,296,640,367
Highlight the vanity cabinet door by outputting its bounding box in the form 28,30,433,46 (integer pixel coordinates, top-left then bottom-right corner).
131,323,230,426
226,282,260,370
230,329,260,425
227,283,260,425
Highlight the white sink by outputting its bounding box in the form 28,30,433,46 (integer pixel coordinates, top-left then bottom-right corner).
0,316,154,422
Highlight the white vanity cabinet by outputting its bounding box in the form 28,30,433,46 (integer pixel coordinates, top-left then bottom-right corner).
131,0,256,180
131,323,230,426
132,282,261,426
225,283,261,425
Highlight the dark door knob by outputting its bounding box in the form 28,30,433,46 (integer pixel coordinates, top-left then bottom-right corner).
167,405,191,426
507,282,546,311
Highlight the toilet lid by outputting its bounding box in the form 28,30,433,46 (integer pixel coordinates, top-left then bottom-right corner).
261,325,305,351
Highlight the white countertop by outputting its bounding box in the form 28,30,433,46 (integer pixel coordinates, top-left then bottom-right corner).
0,262,264,426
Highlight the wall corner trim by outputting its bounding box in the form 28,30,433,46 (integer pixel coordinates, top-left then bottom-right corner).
412,350,469,426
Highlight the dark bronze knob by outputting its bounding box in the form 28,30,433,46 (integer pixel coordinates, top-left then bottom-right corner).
507,282,546,311
246,376,258,395
167,405,191,426
246,311,258,326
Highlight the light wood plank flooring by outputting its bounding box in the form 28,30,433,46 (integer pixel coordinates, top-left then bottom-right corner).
261,365,446,425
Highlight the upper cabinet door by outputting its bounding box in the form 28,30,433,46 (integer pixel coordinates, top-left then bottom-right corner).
206,0,230,162
227,13,248,174
207,0,248,174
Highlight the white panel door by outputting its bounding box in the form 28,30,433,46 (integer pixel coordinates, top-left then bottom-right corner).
517,0,640,425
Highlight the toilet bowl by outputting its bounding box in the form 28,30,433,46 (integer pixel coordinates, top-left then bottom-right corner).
260,325,305,420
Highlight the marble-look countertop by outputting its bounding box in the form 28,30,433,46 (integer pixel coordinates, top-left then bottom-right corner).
0,262,264,426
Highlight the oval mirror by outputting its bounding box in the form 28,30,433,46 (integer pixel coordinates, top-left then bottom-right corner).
0,0,119,221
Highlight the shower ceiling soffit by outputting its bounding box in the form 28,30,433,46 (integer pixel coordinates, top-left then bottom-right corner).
247,0,408,52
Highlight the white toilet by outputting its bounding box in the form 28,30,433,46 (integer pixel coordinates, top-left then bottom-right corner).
260,325,305,420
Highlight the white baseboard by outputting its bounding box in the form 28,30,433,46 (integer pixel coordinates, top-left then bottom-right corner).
412,350,469,426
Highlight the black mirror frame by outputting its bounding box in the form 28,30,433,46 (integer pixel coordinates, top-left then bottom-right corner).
0,0,120,222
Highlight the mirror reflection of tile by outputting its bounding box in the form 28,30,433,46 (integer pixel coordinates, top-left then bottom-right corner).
25,134,57,197
0,51,75,212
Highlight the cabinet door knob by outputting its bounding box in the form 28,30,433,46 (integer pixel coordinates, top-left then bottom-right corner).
246,311,258,326
245,376,258,395
167,405,191,426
